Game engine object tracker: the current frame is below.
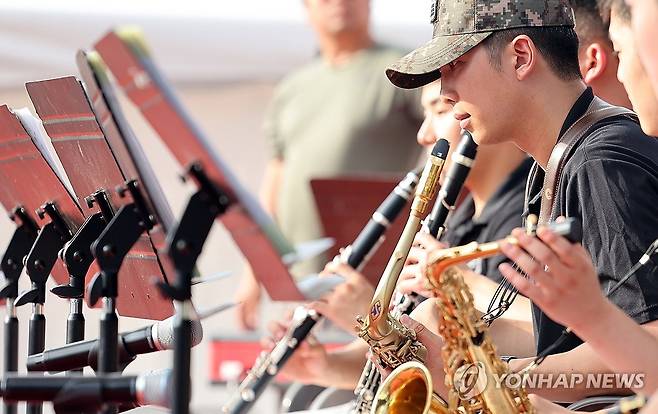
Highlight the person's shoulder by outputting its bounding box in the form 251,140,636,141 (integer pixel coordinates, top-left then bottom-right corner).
566,115,658,175
366,44,409,61
273,57,326,94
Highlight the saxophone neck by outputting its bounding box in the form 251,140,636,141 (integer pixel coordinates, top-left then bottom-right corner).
367,215,422,337
427,237,517,280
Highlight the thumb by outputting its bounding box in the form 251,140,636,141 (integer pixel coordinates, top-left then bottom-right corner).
307,300,328,316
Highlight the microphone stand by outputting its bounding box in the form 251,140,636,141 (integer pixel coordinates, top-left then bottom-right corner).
0,207,39,414
51,190,114,372
86,179,155,414
158,163,231,414
15,202,74,414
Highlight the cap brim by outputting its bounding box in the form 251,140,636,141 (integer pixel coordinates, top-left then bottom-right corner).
386,31,493,89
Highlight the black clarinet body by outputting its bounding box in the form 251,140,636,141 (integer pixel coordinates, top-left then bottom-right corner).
424,130,478,239
220,168,422,414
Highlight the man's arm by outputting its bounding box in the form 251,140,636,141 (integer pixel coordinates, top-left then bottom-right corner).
262,318,369,389
509,319,658,401
234,157,284,330
501,227,658,397
258,157,283,217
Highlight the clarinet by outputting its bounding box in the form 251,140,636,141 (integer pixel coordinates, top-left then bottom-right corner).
423,130,477,238
350,131,477,413
220,168,422,414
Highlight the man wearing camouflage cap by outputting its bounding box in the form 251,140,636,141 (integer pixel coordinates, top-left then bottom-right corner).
395,0,658,401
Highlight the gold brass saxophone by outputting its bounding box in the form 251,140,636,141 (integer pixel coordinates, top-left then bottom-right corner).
371,244,535,413
429,264,534,413
371,218,579,413
356,140,448,371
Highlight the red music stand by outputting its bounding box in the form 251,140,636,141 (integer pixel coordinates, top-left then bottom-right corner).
0,106,84,286
25,77,173,320
310,176,410,286
75,49,177,280
0,106,92,409
94,29,305,301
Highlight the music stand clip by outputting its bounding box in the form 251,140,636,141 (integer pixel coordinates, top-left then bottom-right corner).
16,202,72,307
0,207,39,300
87,180,155,307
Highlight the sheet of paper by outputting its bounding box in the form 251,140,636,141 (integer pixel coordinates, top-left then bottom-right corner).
14,107,77,200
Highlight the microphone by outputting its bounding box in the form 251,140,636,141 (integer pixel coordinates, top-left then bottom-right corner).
423,130,477,238
27,314,203,372
0,369,171,410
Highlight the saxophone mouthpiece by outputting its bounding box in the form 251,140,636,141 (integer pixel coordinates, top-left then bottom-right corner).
413,139,450,217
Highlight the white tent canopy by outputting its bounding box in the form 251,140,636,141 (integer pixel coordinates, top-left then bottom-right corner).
0,0,432,89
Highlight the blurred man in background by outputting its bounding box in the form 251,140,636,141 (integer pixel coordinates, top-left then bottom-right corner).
572,0,632,108
626,0,658,98
235,0,424,330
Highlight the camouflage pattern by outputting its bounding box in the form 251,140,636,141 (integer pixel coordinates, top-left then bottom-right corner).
387,0,575,89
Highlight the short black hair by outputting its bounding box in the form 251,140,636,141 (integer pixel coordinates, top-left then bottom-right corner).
482,26,582,81
598,0,632,23
570,0,610,44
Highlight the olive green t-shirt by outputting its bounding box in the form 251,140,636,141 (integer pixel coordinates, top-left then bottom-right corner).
264,44,424,278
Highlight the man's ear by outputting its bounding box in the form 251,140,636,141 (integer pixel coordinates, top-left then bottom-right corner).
510,35,537,80
581,42,609,84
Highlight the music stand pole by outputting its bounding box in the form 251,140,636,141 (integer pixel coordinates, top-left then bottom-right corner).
0,207,38,414
51,191,113,372
15,203,73,414
158,163,231,414
86,180,155,413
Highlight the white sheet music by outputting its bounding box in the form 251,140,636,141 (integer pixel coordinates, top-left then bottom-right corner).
14,107,77,200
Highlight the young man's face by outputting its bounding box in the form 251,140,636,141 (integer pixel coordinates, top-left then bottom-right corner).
417,82,462,149
625,0,658,100
609,9,658,135
438,45,517,146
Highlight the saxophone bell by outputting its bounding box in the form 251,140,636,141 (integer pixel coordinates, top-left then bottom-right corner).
371,361,449,414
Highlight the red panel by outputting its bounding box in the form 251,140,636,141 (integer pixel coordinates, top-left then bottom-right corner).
75,50,177,282
311,176,410,286
0,105,85,285
95,31,303,301
208,337,348,383
25,78,173,320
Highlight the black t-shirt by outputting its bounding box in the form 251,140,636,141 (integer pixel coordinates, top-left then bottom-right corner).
525,88,658,355
443,158,533,283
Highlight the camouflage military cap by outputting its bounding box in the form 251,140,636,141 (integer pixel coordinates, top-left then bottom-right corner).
387,0,575,89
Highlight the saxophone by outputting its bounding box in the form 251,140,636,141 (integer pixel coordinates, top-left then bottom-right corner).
356,139,448,371
353,131,478,413
371,218,580,413
430,265,534,413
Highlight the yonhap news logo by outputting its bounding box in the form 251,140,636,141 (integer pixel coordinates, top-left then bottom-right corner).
451,361,644,397
452,362,488,400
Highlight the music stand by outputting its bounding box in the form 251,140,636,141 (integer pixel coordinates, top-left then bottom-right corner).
94,28,306,302
310,176,410,286
0,105,90,414
25,76,174,320
75,50,177,279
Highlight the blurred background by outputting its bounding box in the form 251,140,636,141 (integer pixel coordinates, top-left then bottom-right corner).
0,1,430,412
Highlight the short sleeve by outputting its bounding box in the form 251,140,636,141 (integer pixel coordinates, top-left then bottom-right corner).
481,210,524,283
262,86,286,159
562,157,658,325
